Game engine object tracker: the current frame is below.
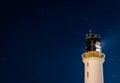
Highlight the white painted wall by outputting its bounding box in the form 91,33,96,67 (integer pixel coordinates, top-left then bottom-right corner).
83,57,104,83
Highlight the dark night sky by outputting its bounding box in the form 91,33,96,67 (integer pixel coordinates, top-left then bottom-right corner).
0,0,120,83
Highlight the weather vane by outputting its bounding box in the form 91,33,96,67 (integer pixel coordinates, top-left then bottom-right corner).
89,30,92,33
89,24,94,34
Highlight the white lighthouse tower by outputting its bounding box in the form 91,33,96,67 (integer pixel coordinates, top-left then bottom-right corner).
82,32,105,83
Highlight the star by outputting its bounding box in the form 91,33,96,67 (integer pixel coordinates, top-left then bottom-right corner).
113,75,116,78
111,58,115,61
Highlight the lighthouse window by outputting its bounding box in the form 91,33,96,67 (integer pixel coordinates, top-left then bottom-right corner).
87,72,89,78
87,62,89,67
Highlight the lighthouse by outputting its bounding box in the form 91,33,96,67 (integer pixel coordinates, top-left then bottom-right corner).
82,32,105,83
